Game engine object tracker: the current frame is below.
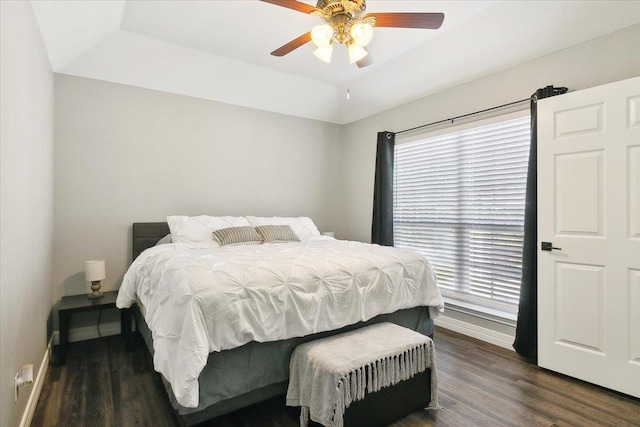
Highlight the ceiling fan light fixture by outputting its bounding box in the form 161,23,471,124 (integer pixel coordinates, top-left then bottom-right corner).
350,22,374,47
261,0,445,68
347,43,368,64
314,44,334,63
311,24,334,48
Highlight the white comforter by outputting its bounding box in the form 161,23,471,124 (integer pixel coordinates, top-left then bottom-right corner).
116,238,443,408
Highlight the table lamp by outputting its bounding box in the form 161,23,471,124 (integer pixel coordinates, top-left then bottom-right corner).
85,259,105,299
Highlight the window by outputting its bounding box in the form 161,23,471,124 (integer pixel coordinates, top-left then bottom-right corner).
393,113,530,315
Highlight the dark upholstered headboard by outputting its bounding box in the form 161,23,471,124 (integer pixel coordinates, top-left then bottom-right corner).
132,222,170,261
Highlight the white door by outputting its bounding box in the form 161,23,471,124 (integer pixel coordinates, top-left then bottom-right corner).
538,76,640,398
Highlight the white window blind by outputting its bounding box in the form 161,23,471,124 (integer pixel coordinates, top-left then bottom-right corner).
393,115,530,314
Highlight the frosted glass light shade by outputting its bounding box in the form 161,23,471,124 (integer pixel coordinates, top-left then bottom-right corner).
311,24,334,48
348,44,368,63
314,44,334,63
350,22,373,47
85,260,106,282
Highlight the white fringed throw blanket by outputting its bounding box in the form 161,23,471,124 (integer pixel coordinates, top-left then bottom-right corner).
286,322,439,427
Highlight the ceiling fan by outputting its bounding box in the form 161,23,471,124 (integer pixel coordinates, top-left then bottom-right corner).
260,0,444,68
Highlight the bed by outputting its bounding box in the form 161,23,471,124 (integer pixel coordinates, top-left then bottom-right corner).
117,218,444,426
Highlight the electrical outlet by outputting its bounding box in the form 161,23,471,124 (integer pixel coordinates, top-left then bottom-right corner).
14,364,33,402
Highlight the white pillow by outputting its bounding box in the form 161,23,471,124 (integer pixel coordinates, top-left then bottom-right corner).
155,234,172,245
245,216,320,241
167,215,251,243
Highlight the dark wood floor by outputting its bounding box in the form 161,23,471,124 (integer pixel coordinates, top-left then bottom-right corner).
32,327,640,427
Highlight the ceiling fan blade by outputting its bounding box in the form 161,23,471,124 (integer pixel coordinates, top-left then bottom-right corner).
271,32,312,57
356,49,374,68
259,0,317,14
366,12,445,29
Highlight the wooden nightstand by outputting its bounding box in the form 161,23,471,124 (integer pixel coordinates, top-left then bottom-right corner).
57,290,132,365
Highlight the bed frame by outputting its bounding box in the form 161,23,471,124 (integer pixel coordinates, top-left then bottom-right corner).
130,222,434,426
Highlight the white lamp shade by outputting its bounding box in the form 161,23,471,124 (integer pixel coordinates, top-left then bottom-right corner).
85,260,105,282
311,24,334,48
348,44,368,63
350,22,373,47
313,44,334,63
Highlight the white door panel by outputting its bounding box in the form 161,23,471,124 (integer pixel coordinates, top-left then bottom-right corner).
630,269,640,365
630,146,640,240
538,76,640,398
555,150,603,236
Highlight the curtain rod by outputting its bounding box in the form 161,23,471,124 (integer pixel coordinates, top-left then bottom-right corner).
395,97,530,136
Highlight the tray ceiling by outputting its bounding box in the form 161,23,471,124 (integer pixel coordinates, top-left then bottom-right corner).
31,1,640,124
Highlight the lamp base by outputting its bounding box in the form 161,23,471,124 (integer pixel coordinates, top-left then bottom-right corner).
88,280,104,299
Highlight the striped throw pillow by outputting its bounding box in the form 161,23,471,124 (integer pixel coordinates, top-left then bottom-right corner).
212,226,263,246
255,225,300,243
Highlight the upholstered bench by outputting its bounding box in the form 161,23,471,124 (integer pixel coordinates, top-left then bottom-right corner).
286,322,438,427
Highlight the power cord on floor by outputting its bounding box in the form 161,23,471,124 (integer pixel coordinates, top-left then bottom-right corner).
97,308,102,338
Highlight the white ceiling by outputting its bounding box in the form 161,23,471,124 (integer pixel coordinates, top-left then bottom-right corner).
31,0,640,124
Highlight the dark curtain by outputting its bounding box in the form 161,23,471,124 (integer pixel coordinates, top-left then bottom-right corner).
371,131,396,246
514,85,568,363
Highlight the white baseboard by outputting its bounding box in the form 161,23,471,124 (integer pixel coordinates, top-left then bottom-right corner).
51,321,120,345
434,315,515,351
19,340,51,427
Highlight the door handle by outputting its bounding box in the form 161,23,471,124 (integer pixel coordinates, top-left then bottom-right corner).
541,242,562,251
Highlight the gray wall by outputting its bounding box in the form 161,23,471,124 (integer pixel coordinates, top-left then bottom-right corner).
2,15,638,426
53,75,343,302
0,2,55,426
53,24,640,339
340,24,640,243
339,24,640,335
